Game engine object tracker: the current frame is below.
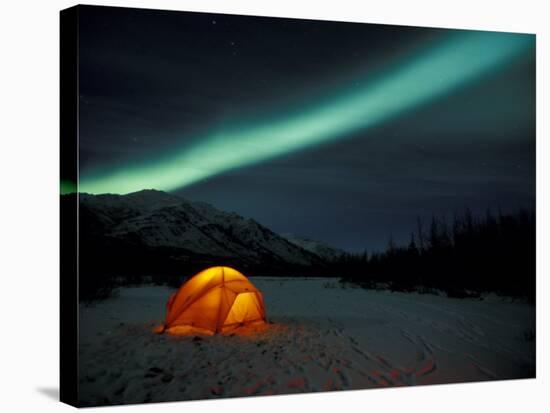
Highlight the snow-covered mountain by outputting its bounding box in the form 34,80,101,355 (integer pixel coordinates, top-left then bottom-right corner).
281,233,345,261
77,189,328,266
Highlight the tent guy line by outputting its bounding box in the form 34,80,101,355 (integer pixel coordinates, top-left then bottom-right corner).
78,30,532,195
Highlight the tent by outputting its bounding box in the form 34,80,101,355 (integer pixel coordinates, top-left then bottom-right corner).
160,266,266,335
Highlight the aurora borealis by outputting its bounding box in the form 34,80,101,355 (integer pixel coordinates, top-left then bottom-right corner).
77,7,535,250
79,31,532,195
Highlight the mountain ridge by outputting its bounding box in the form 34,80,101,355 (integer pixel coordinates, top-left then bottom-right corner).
70,189,342,269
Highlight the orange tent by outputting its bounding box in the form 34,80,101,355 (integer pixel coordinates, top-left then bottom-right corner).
161,266,266,335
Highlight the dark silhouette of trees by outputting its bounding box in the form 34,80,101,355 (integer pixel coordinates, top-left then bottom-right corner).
338,208,535,302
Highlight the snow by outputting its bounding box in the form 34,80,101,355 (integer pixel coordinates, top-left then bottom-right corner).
78,277,535,406
281,233,345,261
80,190,320,265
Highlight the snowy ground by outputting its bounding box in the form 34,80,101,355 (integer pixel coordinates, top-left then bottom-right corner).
78,277,535,406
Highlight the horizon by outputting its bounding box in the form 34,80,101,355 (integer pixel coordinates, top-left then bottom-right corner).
66,187,535,254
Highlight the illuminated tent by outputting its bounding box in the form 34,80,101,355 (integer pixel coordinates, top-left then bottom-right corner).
160,266,266,335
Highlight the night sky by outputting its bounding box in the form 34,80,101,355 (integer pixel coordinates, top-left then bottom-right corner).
77,5,535,252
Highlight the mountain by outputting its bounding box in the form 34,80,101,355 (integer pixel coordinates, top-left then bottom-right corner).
281,233,345,261
75,189,329,272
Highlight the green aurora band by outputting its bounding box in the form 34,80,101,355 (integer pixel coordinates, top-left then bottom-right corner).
60,179,77,195
79,31,533,195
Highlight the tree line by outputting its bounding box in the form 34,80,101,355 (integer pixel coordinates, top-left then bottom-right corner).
336,208,535,302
